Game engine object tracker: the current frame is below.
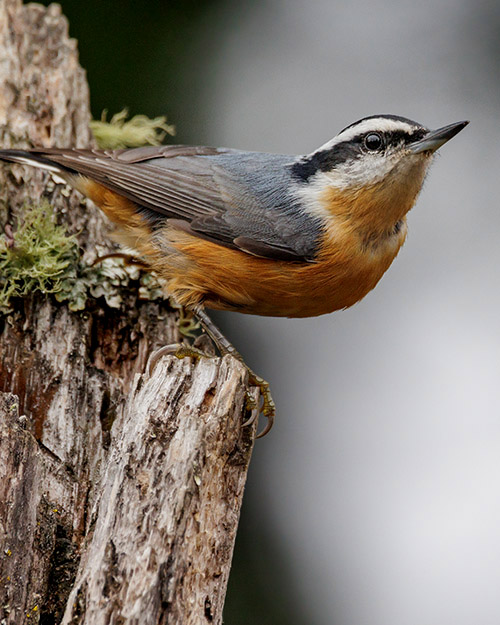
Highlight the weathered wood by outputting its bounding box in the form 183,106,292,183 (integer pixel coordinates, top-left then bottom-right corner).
0,2,256,624
63,355,254,625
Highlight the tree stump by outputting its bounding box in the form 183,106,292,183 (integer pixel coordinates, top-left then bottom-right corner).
0,2,256,623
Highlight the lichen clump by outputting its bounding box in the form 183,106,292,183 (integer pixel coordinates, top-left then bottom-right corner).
90,109,175,149
0,201,79,313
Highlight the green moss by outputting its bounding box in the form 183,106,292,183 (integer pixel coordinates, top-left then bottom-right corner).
0,201,79,313
90,109,175,149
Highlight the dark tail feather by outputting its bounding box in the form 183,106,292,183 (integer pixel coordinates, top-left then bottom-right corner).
0,149,71,176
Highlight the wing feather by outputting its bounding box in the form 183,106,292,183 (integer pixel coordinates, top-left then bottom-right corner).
22,146,322,261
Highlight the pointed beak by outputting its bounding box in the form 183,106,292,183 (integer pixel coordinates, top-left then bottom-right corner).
409,120,469,154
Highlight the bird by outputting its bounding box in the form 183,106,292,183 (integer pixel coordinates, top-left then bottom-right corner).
0,114,468,436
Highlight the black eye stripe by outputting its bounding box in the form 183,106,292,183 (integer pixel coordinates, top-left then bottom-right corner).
290,127,429,182
290,143,359,181
361,128,429,150
384,128,428,145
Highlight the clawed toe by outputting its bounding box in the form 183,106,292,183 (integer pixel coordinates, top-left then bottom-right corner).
246,371,275,438
146,343,211,377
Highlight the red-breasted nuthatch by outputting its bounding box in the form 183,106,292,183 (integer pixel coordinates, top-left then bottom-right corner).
0,115,468,435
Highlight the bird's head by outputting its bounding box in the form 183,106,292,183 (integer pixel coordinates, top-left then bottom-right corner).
291,115,468,243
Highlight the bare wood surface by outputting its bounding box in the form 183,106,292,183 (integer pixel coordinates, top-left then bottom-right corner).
0,2,256,623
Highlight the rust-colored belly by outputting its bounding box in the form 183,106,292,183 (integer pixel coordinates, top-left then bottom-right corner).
154,227,404,317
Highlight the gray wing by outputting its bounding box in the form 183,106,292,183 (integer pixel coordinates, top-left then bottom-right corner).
25,145,323,261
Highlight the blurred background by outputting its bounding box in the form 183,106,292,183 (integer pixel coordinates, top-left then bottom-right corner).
38,0,500,623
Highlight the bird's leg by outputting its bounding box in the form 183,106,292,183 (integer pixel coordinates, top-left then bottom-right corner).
193,307,275,437
146,306,275,438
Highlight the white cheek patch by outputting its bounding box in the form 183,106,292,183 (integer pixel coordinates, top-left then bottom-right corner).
320,153,397,190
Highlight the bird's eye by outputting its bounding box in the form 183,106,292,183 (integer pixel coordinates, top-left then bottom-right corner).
364,133,383,151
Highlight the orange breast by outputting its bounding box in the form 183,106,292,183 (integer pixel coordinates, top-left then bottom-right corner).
152,225,405,317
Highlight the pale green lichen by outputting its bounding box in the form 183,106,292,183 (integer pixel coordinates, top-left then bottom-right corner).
54,253,142,312
90,109,175,149
0,201,79,313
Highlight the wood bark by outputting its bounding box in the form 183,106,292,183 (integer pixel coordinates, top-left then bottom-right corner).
0,2,257,624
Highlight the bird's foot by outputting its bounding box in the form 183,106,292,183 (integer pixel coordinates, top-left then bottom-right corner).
146,341,275,438
241,370,275,438
146,343,209,378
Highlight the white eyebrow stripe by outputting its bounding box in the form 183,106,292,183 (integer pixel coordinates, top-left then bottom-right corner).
314,118,419,153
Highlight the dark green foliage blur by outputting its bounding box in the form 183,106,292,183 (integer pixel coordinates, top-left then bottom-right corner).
39,0,226,143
